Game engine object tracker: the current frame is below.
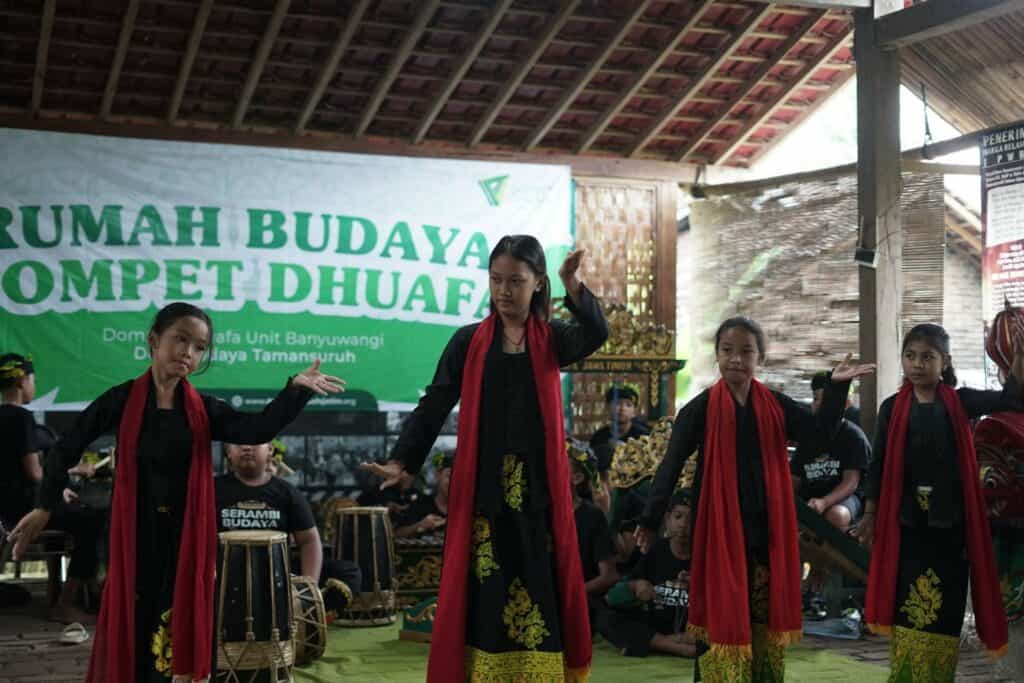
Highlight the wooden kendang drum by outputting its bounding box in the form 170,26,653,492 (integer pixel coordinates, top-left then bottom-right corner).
331,506,397,625
290,576,328,666
215,531,295,683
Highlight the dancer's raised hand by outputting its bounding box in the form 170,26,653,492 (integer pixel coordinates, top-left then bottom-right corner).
292,359,346,396
359,460,406,490
831,353,876,382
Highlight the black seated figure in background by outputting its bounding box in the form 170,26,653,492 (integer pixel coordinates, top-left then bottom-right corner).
791,371,871,532
569,442,619,634
0,353,103,623
590,385,649,513
393,451,452,538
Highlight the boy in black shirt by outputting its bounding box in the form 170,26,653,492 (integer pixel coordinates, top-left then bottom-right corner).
791,372,872,531
590,384,650,513
216,441,360,610
599,489,696,658
0,353,102,624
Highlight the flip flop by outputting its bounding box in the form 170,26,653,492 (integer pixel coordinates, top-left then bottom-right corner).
59,622,90,645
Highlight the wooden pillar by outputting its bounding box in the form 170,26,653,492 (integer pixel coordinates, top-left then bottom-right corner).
655,180,679,415
855,8,902,437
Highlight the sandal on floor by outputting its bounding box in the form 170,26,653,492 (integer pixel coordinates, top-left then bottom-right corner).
59,622,90,645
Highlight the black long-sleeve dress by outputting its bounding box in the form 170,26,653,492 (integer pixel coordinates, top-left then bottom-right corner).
641,381,850,551
391,287,608,679
641,378,849,682
864,379,1023,681
38,377,311,681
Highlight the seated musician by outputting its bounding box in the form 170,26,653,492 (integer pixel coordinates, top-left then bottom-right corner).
393,451,451,538
357,467,420,519
790,371,872,531
569,441,619,631
590,384,649,513
599,489,696,658
216,442,361,610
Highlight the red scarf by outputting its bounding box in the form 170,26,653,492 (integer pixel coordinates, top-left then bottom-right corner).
87,371,217,682
687,379,802,660
427,314,591,681
866,382,1008,657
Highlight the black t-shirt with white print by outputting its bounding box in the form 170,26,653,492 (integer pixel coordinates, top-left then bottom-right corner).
215,473,316,533
791,418,871,500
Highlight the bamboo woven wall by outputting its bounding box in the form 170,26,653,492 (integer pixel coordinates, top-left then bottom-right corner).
571,180,663,439
684,171,945,404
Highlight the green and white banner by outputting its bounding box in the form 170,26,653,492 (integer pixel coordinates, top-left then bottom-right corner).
0,129,573,410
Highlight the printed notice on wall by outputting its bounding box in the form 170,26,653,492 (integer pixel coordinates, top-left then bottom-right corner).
981,124,1024,386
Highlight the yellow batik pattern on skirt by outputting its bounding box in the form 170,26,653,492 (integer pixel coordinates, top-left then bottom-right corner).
151,608,173,677
502,455,525,511
466,648,587,682
889,625,959,682
751,623,786,682
900,569,942,630
502,578,550,649
698,644,753,683
472,516,500,582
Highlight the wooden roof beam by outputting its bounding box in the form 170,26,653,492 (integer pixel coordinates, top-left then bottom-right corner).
468,0,580,148
100,0,139,118
355,0,441,138
295,0,371,134
712,21,851,165
627,3,774,158
413,0,513,144
575,0,714,154
876,0,1024,50
675,10,826,162
765,0,868,7
232,0,290,129
524,0,653,151
944,212,982,254
167,0,213,124
31,0,55,114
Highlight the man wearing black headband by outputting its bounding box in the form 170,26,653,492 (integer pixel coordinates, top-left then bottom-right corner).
589,384,650,512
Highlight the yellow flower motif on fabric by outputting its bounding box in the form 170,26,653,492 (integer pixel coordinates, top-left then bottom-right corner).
502,578,550,649
916,489,932,511
749,563,771,624
502,455,525,511
472,516,500,582
900,569,942,630
151,608,173,677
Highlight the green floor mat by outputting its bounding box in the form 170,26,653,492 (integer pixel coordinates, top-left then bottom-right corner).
294,624,889,682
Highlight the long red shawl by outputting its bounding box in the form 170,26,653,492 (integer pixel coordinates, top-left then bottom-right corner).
866,382,1007,657
687,379,803,660
87,371,217,682
427,314,592,681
